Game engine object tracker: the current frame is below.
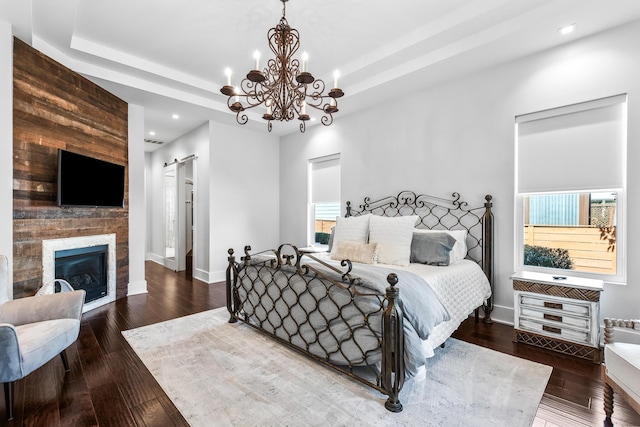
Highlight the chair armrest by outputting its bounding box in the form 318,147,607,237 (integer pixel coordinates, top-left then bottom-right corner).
0,323,23,382
604,318,640,344
36,279,75,295
0,290,85,326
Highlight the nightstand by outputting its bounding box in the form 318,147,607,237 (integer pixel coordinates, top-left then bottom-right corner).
511,271,604,363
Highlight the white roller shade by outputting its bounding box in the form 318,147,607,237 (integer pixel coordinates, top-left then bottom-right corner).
311,157,340,204
517,95,626,193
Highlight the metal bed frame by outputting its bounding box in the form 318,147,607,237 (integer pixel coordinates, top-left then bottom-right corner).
226,190,494,412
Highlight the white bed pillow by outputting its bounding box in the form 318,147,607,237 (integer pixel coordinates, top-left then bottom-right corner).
369,215,419,266
413,228,468,264
330,214,371,255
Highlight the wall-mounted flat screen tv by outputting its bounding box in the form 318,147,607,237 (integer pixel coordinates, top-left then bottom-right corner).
57,149,125,208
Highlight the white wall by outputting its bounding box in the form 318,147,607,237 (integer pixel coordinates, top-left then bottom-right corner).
128,104,147,295
0,21,13,297
144,152,153,261
280,20,640,324
145,121,280,283
208,121,280,281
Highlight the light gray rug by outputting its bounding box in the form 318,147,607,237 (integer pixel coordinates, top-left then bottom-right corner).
123,308,551,427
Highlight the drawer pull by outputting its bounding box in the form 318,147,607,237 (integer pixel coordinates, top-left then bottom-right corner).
544,314,562,322
543,325,562,334
544,302,563,310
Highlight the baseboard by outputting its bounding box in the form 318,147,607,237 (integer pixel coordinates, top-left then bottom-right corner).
206,269,226,284
128,279,148,295
146,252,164,265
146,254,219,284
193,267,212,284
487,304,514,326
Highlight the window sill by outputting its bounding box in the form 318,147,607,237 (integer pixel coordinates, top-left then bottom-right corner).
515,264,625,287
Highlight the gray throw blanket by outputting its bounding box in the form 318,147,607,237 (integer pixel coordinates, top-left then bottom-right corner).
321,262,450,375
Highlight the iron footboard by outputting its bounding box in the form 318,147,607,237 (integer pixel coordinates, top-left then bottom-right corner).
226,244,406,412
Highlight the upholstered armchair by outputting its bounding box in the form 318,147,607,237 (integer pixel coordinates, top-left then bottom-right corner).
602,318,640,423
0,255,85,420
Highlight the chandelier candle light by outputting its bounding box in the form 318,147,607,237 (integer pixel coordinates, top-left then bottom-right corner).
220,0,344,133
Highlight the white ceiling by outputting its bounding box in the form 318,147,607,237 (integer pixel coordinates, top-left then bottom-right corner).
3,0,640,151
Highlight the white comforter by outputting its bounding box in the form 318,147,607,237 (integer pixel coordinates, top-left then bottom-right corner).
386,260,492,357
314,254,492,359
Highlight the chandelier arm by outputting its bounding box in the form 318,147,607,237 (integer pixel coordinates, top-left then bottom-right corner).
305,95,331,109
310,79,326,94
236,110,248,125
239,79,265,108
305,101,336,113
304,80,334,111
321,113,334,127
305,93,339,118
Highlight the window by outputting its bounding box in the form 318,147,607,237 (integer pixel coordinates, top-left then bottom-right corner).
524,191,617,274
308,155,340,247
515,95,626,283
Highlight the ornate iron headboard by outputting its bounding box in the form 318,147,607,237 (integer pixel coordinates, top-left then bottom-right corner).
346,190,494,323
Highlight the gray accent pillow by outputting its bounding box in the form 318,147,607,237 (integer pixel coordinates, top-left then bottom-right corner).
410,232,457,266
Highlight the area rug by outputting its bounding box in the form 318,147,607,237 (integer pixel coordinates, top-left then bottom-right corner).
123,308,551,427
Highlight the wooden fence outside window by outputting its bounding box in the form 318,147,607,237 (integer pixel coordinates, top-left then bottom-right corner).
315,220,336,234
524,225,616,274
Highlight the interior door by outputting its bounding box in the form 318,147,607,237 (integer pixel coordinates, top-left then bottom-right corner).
175,162,187,272
184,160,194,276
163,164,178,271
163,158,197,274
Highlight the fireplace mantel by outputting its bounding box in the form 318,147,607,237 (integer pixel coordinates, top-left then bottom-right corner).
42,234,117,312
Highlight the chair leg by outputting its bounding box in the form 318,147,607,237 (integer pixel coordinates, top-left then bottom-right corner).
4,382,14,421
60,349,70,372
603,381,614,420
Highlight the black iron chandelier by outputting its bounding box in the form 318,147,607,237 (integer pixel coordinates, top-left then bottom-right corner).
220,0,344,133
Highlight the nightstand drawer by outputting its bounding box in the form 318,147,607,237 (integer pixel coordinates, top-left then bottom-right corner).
519,318,591,345
519,294,590,317
520,307,590,329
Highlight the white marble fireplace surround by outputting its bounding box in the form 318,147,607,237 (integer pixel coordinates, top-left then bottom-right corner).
42,233,116,313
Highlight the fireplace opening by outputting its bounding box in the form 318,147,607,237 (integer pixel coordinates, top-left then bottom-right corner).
55,245,108,303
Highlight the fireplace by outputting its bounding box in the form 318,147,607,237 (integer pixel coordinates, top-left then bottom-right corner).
55,245,108,303
43,234,116,312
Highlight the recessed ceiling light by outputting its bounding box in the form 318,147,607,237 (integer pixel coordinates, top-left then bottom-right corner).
171,114,179,119
558,24,576,35
149,131,156,136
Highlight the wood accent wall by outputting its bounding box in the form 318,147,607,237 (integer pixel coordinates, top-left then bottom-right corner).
12,38,129,299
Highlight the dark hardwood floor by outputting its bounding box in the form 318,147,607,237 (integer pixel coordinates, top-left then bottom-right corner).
2,261,639,426
453,319,640,427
